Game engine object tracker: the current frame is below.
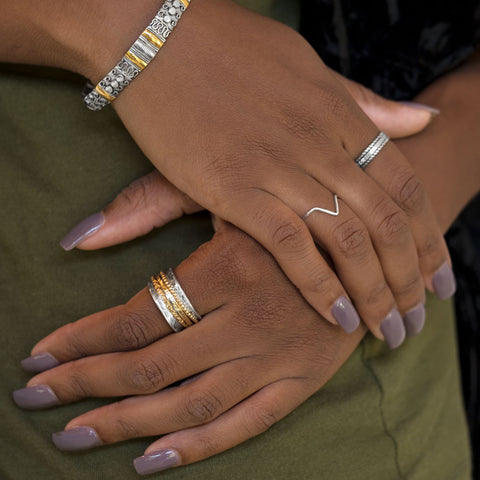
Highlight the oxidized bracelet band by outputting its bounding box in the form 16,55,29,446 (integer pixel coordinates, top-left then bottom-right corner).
83,0,191,111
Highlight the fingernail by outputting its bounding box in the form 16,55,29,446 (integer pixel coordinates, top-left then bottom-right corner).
134,449,181,475
21,352,59,373
432,262,456,300
60,212,105,251
331,296,360,333
404,303,426,338
12,385,59,409
400,101,440,116
52,426,101,451
380,309,406,349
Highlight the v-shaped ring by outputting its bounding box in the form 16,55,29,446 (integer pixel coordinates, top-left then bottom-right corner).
303,194,340,220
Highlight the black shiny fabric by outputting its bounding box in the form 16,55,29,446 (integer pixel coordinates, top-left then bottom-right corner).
299,0,480,476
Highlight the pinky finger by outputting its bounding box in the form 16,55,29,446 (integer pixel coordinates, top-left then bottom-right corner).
133,379,316,476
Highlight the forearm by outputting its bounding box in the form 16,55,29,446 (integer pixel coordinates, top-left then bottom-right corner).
398,51,480,233
0,0,164,78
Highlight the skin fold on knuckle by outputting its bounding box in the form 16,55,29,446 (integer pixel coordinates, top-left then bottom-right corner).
180,390,225,426
372,198,410,248
125,355,174,394
111,307,152,350
331,217,370,260
393,172,428,217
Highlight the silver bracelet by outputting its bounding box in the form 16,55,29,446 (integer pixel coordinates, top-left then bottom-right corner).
83,0,191,111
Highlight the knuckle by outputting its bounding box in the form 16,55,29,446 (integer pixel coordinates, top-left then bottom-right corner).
114,415,141,440
393,274,423,301
112,309,150,350
417,234,444,261
332,217,369,259
309,268,336,297
373,199,410,247
183,391,224,425
61,322,90,359
117,175,151,210
270,218,309,254
127,356,173,393
66,364,91,400
362,281,390,309
247,405,279,435
394,173,427,216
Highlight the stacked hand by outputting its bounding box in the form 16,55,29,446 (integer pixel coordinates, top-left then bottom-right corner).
14,71,471,475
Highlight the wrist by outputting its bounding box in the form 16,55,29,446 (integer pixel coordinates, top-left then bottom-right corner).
0,0,165,78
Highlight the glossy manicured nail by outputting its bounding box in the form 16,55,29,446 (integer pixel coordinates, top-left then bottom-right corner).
134,449,181,475
60,212,105,251
404,303,426,338
400,101,440,116
52,426,101,451
12,385,59,409
21,352,59,373
331,296,360,333
432,263,456,300
380,309,406,349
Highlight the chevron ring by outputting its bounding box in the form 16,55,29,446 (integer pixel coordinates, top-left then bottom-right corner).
303,194,340,220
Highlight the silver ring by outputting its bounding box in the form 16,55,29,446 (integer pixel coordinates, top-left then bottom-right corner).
355,131,390,169
303,194,340,220
164,268,202,322
148,281,184,333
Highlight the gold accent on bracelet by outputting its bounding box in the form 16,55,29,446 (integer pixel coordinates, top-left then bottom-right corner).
179,0,189,8
142,30,165,49
125,51,148,70
95,85,115,102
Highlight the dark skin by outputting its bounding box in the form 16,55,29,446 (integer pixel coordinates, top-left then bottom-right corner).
22,52,480,471
0,0,453,342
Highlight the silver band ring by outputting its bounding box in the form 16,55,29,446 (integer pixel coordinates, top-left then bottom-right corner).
355,131,390,169
148,268,201,333
148,281,184,332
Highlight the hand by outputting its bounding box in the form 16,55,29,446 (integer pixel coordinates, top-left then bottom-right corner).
15,218,365,475
62,72,440,347
1,0,453,346
99,0,453,345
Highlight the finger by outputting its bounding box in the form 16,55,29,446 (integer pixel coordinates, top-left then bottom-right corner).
229,189,359,330
363,147,455,300
269,172,405,345
134,379,315,475
60,171,201,251
332,108,453,302
28,227,249,368
329,69,438,139
291,103,427,332
54,358,273,448
24,308,247,404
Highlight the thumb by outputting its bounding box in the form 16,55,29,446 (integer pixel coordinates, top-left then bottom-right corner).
60,171,202,251
330,70,440,139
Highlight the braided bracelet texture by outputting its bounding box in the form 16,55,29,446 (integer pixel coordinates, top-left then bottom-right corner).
83,0,190,111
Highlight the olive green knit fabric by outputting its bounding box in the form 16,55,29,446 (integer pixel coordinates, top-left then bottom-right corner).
0,2,471,479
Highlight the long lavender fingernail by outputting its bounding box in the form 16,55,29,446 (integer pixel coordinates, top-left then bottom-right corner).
432,262,456,300
134,449,181,475
331,296,360,333
21,353,59,373
52,426,101,451
380,309,406,349
60,212,105,251
400,101,440,116
404,303,426,338
12,385,59,409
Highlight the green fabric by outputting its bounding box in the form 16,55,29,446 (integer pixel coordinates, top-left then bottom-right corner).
0,1,471,478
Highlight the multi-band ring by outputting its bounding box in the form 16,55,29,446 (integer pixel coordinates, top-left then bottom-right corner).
355,131,390,169
83,0,191,111
148,268,201,333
